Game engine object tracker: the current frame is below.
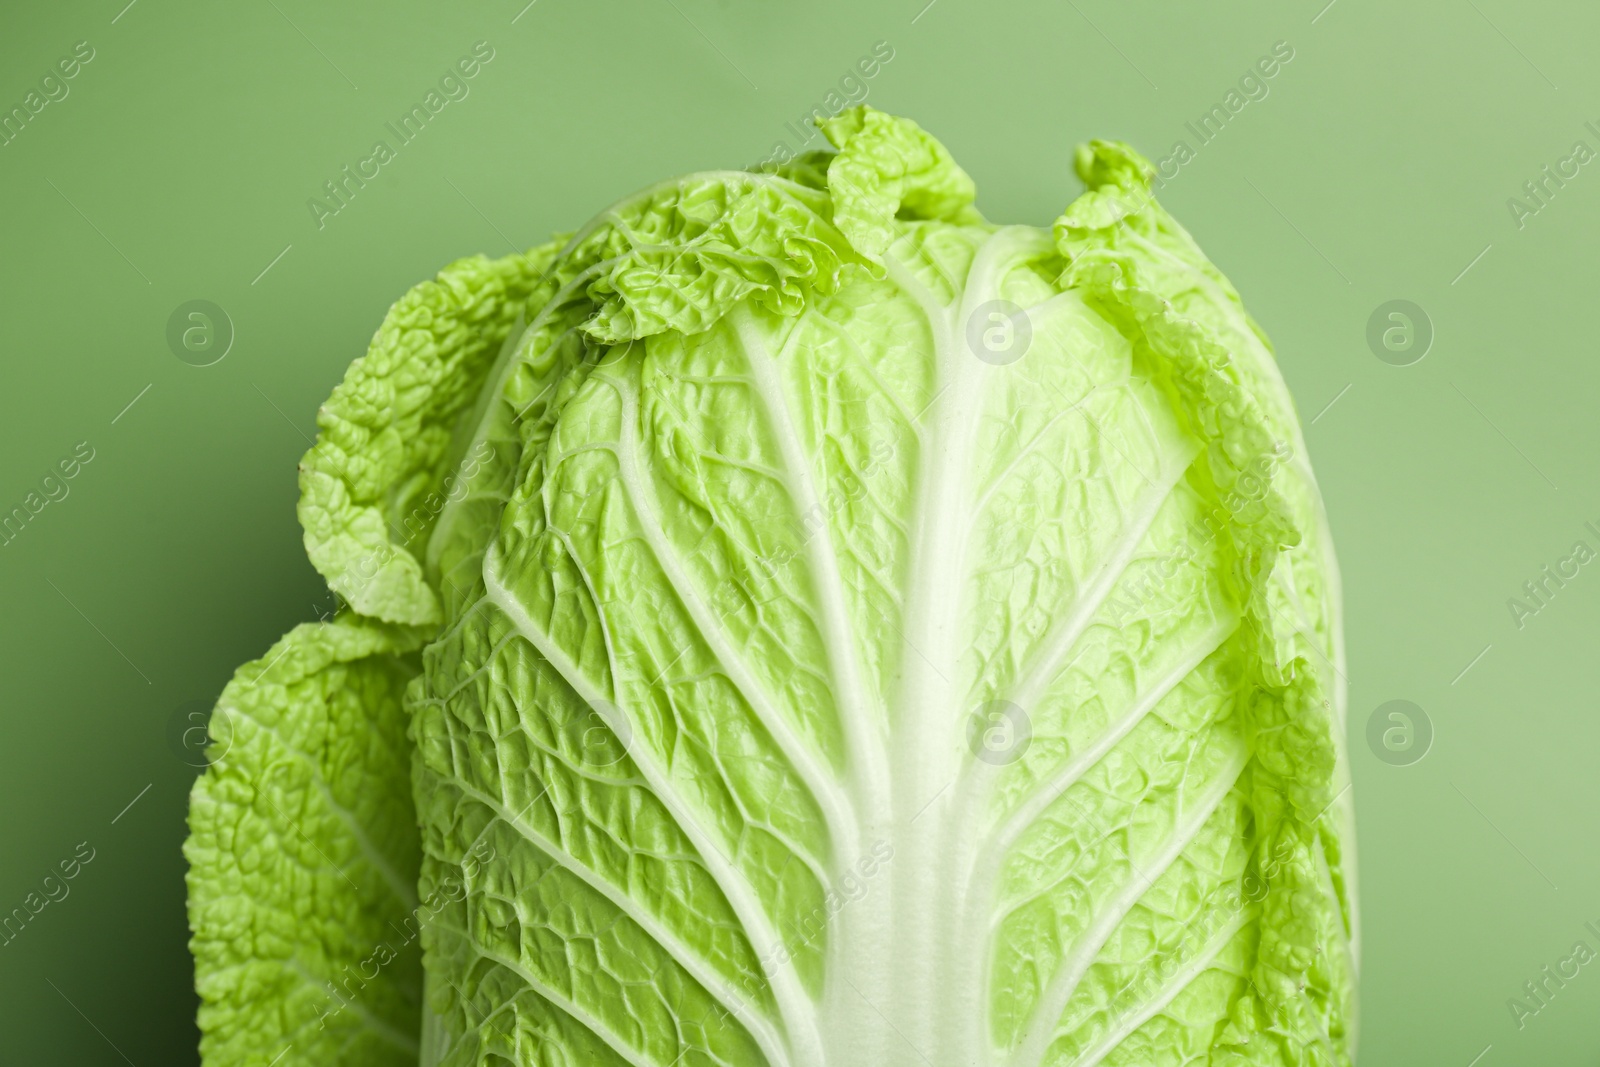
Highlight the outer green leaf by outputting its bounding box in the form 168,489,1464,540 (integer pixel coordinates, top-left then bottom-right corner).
574,172,864,344
819,106,985,260
298,246,562,627
1052,139,1353,1064
185,616,429,1067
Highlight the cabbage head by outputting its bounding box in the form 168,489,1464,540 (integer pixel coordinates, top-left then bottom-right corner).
185,107,1355,1067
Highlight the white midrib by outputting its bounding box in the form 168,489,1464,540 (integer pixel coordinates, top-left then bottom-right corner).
482,562,825,1066
882,227,1056,1064
1007,745,1251,1067
878,245,981,1065
440,776,789,1064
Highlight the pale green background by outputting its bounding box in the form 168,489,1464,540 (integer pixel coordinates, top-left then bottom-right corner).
2,0,1595,1062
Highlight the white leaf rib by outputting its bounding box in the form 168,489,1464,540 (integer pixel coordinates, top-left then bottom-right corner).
731,303,890,818
880,250,956,326
943,617,1231,1067
941,434,1213,1042
424,310,531,575
874,226,1065,1064
1070,906,1253,1067
803,238,977,1067
981,615,1238,866
482,560,825,1066
431,920,659,1067
606,376,858,862
851,225,1062,1067
965,382,1123,525
438,776,790,1064
1003,439,1202,716
1008,745,1251,1067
